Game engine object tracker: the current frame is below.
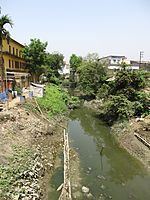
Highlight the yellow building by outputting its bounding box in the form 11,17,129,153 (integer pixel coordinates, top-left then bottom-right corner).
1,37,30,92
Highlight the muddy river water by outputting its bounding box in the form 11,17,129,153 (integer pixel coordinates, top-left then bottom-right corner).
49,107,150,200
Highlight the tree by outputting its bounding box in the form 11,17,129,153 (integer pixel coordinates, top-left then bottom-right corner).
84,52,99,62
22,39,47,82
45,52,64,78
69,54,82,71
111,69,148,100
69,54,82,87
0,14,13,91
78,60,107,97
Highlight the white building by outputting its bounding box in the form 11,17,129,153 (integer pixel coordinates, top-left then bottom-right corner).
99,55,139,70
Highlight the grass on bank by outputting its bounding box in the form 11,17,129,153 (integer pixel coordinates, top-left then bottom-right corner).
37,84,68,117
0,146,33,198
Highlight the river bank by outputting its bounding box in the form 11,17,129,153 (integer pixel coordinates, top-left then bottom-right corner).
0,102,66,200
83,100,150,170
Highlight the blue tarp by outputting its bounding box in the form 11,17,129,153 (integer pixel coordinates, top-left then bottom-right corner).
0,92,8,102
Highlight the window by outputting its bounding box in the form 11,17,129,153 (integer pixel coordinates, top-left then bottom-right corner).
113,59,116,63
9,60,11,68
12,60,14,68
16,49,18,56
15,61,19,68
9,45,11,54
13,47,15,55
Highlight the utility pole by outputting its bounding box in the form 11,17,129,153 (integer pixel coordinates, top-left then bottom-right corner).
139,51,144,69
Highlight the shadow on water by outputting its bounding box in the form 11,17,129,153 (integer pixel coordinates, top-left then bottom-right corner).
48,154,63,200
68,107,150,200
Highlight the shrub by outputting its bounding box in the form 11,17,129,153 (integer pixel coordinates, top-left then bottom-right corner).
97,83,110,99
99,95,134,124
108,70,147,97
67,96,80,109
133,91,150,117
37,84,68,117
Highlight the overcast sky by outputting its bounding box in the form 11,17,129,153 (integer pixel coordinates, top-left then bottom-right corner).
1,0,150,61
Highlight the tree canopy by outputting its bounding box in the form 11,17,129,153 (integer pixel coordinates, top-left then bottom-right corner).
78,60,107,96
22,39,47,82
0,14,13,45
46,52,64,77
69,54,82,71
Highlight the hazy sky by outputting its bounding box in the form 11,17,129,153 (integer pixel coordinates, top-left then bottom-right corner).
1,0,150,61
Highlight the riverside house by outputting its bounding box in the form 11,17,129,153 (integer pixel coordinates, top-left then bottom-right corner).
99,55,140,75
0,37,30,92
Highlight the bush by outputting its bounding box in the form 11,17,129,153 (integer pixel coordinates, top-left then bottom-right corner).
97,83,110,99
97,68,149,123
67,96,80,109
99,95,134,124
37,84,68,117
111,70,148,96
78,61,107,96
133,91,150,116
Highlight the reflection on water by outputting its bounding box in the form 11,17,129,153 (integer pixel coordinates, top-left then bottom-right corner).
69,107,150,200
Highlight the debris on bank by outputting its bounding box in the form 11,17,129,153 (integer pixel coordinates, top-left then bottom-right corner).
0,105,64,199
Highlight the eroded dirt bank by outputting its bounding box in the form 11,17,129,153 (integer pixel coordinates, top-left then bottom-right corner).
0,105,66,200
111,116,150,169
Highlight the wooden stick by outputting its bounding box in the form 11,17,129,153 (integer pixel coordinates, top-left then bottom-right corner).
134,133,150,149
34,97,66,129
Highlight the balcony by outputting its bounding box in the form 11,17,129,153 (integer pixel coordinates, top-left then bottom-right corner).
6,67,29,73
2,50,24,60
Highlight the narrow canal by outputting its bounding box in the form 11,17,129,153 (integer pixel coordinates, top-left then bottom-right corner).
68,107,150,200
49,107,150,200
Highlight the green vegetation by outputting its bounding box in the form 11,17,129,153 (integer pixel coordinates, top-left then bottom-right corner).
99,95,134,123
37,84,68,117
22,39,47,82
98,68,150,124
0,146,33,198
69,54,82,88
68,53,149,124
68,96,81,109
22,38,65,84
44,52,64,84
37,84,81,117
78,60,107,96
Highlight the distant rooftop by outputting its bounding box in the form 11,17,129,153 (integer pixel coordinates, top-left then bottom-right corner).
99,55,126,60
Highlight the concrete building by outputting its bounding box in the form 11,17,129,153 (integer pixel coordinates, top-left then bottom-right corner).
99,55,140,72
99,55,126,70
0,37,30,92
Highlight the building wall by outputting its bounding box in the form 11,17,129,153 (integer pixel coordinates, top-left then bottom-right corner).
2,38,27,72
109,57,126,65
0,38,29,92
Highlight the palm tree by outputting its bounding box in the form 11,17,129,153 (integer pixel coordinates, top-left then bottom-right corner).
0,14,13,92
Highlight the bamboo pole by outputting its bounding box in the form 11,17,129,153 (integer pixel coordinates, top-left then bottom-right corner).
59,129,72,200
134,133,150,149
